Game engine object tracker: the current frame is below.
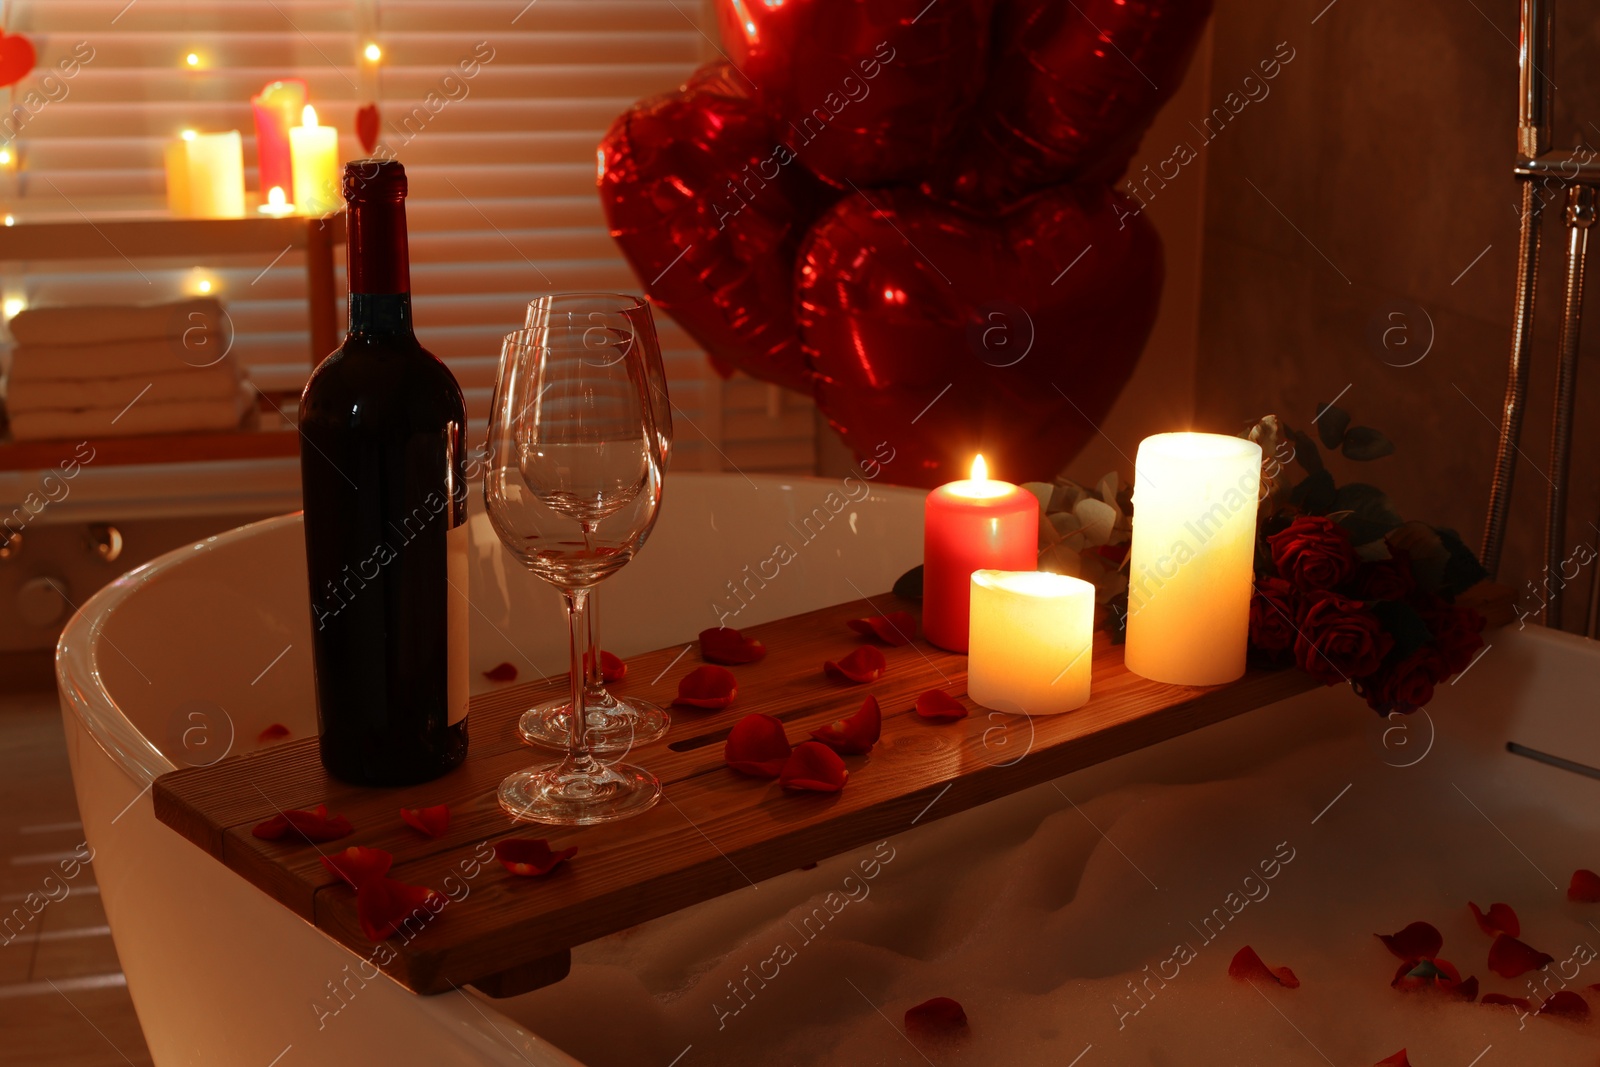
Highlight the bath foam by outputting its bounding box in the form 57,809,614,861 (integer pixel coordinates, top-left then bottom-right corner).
495,694,1599,1066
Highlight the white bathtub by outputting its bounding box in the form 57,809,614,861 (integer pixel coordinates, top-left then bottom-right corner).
57,472,1600,1065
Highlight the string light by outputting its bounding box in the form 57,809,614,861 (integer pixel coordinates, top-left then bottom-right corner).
4,298,25,319
185,52,200,67
3,215,13,227
0,149,11,166
363,42,381,62
180,129,197,141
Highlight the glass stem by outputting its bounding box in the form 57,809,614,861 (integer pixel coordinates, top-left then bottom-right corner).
563,585,598,772
584,589,605,703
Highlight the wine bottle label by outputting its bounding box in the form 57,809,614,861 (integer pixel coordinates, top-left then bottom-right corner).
447,520,470,726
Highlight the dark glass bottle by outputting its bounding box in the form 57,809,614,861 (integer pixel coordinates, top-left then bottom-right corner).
299,160,469,786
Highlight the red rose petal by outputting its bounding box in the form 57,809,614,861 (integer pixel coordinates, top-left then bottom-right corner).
1569,869,1600,903
482,661,518,683
1377,921,1443,961
1468,900,1520,938
699,626,767,665
824,645,886,684
778,741,848,792
320,845,393,889
400,804,450,839
1488,933,1554,978
1482,993,1533,1012
673,664,738,709
915,689,968,722
1374,1053,1411,1067
1536,990,1590,1019
251,804,354,843
584,649,626,683
1390,957,1476,999
257,723,291,744
904,996,966,1033
811,696,882,756
725,714,792,777
494,838,577,877
847,611,918,646
1228,945,1300,988
356,876,444,941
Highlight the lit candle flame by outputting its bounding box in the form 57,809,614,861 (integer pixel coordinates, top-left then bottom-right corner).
970,454,988,483
267,186,287,208
301,104,319,129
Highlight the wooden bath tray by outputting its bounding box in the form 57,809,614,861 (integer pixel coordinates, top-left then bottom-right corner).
153,593,1316,997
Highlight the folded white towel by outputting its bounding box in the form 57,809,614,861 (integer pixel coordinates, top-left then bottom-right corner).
7,336,241,384
7,381,254,441
6,363,244,411
8,298,226,347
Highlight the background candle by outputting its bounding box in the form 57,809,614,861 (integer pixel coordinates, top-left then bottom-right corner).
290,105,340,216
923,455,1038,652
968,570,1094,715
1125,432,1262,686
163,138,192,216
250,79,307,197
183,131,246,219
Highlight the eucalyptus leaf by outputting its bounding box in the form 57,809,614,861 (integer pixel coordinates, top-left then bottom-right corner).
1288,427,1324,475
1436,527,1489,598
1342,426,1396,461
1074,497,1118,546
1289,468,1336,513
1314,403,1351,449
1021,481,1055,513
1332,482,1404,544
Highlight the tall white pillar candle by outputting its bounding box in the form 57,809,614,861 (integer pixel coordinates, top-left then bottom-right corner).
968,570,1095,715
1125,432,1262,686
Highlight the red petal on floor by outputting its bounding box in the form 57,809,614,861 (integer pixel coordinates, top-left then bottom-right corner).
400,804,450,839
1536,990,1590,1019
1488,933,1555,978
1481,993,1533,1012
584,649,626,683
811,696,882,756
914,689,968,722
698,626,767,665
904,996,967,1033
1568,869,1600,903
494,838,577,877
1376,921,1443,961
1468,900,1520,938
824,645,887,684
482,661,518,683
1228,945,1300,988
724,714,792,778
847,611,918,646
320,845,393,889
251,806,354,843
356,877,445,941
257,723,291,744
778,741,848,792
673,664,738,709
1374,1052,1410,1067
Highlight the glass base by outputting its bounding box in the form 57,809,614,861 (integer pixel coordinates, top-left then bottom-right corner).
498,759,661,826
519,689,670,754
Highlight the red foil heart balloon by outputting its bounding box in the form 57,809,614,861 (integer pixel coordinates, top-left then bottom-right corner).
599,63,838,393
798,185,1163,487
717,0,994,188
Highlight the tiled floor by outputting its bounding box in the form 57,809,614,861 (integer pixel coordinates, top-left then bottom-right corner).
0,673,155,1067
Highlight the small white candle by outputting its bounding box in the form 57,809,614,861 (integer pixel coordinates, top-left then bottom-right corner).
257,185,296,217
968,570,1095,715
1125,432,1262,686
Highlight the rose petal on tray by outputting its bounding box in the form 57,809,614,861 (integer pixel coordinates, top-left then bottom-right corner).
482,661,518,683
811,696,882,756
1468,900,1520,938
779,741,848,792
1376,921,1443,961
1536,990,1590,1019
1488,933,1554,978
320,845,393,889
673,665,738,709
699,626,767,665
257,723,291,744
725,714,792,777
252,803,354,843
584,649,626,683
1569,868,1600,903
847,611,918,646
1374,1052,1411,1067
356,876,445,941
915,689,968,722
400,804,450,839
904,996,967,1033
824,645,886,684
1481,993,1533,1012
1228,945,1300,988
495,838,577,878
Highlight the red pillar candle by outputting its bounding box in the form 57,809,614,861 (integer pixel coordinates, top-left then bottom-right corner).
923,455,1039,652
250,79,307,197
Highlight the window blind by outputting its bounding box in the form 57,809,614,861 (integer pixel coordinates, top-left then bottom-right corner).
2,0,817,474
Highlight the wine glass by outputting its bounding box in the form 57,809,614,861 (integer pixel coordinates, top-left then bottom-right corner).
515,294,674,755
483,326,663,824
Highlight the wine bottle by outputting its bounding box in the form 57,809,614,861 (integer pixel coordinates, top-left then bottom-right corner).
299,159,469,786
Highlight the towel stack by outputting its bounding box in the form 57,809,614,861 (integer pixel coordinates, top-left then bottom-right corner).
3,298,254,441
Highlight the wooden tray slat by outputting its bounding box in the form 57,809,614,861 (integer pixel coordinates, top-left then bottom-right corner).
155,593,1315,995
